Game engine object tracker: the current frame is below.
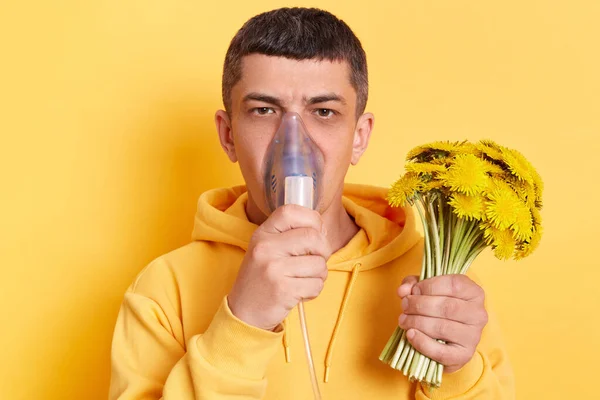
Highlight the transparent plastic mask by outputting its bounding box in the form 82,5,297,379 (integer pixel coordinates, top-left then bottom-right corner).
264,112,324,212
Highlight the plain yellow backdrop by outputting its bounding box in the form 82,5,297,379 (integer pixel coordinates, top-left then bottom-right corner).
1,1,599,399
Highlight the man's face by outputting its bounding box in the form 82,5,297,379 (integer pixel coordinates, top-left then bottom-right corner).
217,54,373,217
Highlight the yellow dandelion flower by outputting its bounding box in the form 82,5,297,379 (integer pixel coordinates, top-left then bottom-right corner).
515,226,543,259
430,156,453,166
405,141,462,161
493,229,517,260
405,163,447,174
425,179,445,191
475,140,504,161
482,224,516,260
500,147,534,185
531,169,544,205
507,176,536,207
531,207,542,228
387,173,422,207
484,181,521,229
455,141,478,155
424,141,464,152
448,193,485,221
482,159,506,175
511,204,534,242
443,154,489,196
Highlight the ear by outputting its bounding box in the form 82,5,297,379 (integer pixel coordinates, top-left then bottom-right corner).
351,112,374,165
215,110,237,162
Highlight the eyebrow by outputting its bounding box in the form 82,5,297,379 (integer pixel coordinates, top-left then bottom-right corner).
242,92,347,108
243,93,283,108
305,93,347,106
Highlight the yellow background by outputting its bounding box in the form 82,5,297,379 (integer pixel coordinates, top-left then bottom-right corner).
1,1,599,398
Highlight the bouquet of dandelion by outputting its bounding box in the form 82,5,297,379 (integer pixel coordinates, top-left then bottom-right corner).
379,140,543,388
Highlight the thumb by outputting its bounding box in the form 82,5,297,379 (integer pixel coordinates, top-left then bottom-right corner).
397,275,419,298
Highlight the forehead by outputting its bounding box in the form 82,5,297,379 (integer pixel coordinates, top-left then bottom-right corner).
234,54,355,102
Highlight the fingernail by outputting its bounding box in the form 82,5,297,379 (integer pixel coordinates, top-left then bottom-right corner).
399,313,407,324
407,329,415,339
401,297,408,310
412,286,421,295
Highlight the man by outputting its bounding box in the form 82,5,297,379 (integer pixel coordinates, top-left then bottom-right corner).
110,7,514,399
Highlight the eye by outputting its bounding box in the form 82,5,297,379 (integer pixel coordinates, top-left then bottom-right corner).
315,108,335,118
252,107,275,116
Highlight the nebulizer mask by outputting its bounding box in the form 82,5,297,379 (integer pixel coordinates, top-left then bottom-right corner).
264,112,323,212
264,112,324,399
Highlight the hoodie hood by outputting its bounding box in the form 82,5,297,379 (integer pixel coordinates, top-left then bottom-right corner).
191,183,420,271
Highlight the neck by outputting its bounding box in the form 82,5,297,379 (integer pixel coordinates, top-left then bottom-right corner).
245,189,359,254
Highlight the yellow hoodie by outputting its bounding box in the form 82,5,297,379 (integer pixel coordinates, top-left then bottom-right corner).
109,184,514,399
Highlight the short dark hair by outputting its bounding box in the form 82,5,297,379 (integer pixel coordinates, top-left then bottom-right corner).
222,7,368,116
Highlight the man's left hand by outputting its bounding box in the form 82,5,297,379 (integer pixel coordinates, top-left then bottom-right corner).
397,274,489,373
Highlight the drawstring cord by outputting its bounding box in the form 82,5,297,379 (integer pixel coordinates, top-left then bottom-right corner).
280,262,362,384
324,262,361,383
283,317,291,362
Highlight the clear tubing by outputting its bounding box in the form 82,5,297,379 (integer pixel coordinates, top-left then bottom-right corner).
285,176,322,400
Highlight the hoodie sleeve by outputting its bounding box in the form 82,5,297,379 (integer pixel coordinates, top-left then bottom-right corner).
109,290,283,400
414,275,516,400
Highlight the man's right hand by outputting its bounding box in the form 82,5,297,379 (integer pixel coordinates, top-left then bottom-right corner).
227,204,332,331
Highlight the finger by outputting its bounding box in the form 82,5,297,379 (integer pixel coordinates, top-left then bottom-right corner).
262,204,325,235
397,275,419,298
402,295,485,325
398,314,477,346
275,228,332,258
413,274,484,301
405,328,472,369
283,256,328,280
292,277,325,301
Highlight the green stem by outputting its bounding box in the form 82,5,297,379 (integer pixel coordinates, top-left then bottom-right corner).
414,197,432,280
396,338,412,370
389,330,407,368
403,347,416,375
425,360,437,384
460,241,487,274
448,217,465,273
419,357,431,381
442,203,453,275
453,220,484,273
379,326,402,361
436,363,444,387
427,198,443,277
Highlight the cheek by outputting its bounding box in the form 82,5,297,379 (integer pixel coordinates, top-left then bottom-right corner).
231,124,273,196
317,128,355,170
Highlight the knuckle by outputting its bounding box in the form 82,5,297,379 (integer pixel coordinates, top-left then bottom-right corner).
264,261,280,283
279,204,294,219
480,310,489,326
320,263,329,280
305,228,320,242
450,274,463,294
412,297,423,313
436,321,450,338
441,300,456,319
317,278,325,293
251,240,269,259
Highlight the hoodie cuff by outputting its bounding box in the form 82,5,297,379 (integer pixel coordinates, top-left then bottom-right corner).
195,297,283,381
420,351,484,399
